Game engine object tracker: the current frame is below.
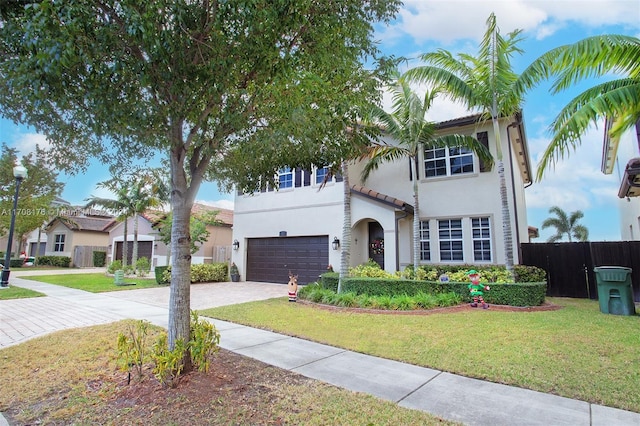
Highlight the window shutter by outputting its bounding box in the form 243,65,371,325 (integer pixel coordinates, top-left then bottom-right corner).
295,169,302,187
477,132,491,172
304,170,311,186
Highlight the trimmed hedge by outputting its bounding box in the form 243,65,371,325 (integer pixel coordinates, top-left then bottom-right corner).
9,259,24,268
320,264,548,307
155,266,169,284
161,263,229,284
93,251,106,267
37,256,71,267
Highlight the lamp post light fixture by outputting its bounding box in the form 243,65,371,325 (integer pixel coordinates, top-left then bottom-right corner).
1,162,28,288
332,236,340,251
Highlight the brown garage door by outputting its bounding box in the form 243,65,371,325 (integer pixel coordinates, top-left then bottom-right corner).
247,236,328,284
115,241,153,264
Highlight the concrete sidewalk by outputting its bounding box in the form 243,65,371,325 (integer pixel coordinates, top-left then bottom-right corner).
1,273,639,425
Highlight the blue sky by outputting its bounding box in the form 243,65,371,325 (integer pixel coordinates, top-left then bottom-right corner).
1,0,639,241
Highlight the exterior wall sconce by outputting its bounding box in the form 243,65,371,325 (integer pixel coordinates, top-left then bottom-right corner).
232,239,240,250
618,157,640,198
332,236,340,251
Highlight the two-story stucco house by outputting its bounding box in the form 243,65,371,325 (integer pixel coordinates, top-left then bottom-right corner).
232,112,533,284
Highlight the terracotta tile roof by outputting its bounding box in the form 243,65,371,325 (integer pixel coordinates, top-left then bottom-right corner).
350,185,414,213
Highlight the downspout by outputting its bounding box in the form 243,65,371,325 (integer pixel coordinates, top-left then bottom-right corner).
395,210,409,271
507,120,522,264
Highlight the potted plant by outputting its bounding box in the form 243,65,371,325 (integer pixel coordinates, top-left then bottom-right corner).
230,262,240,282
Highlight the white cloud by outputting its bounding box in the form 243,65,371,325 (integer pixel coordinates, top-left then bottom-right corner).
14,133,50,157
389,0,639,44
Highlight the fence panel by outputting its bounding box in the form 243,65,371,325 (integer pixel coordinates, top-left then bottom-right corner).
73,245,108,268
521,242,640,302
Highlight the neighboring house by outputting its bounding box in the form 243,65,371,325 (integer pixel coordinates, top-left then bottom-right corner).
106,203,233,267
232,113,533,284
25,197,73,256
603,118,640,240
43,207,113,267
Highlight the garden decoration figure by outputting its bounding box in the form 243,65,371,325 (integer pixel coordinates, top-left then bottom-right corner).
468,269,490,309
287,272,298,302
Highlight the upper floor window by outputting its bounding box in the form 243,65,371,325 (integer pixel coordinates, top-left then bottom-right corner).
315,166,329,185
419,220,430,261
425,146,474,178
54,233,66,252
278,167,293,189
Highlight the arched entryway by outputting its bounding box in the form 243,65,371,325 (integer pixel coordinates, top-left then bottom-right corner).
368,221,384,269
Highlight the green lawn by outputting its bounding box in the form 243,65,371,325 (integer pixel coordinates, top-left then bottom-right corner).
25,273,162,293
200,297,640,413
0,286,45,300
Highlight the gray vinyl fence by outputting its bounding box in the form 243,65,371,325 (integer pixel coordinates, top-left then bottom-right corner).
212,245,232,264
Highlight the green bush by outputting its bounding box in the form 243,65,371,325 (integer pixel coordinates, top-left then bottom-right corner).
135,257,151,277
37,255,71,267
107,260,122,274
9,258,23,268
161,263,229,284
155,266,169,284
93,251,106,267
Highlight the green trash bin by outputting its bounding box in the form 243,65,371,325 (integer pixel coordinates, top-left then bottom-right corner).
594,266,636,316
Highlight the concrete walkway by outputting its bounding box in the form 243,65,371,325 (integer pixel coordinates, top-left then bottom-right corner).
1,270,639,425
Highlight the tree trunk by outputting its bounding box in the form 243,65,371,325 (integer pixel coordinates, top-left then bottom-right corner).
412,156,420,272
122,219,128,269
338,161,351,294
492,117,514,275
167,145,200,373
132,212,139,269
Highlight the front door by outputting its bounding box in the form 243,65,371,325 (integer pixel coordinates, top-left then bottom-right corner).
368,221,384,269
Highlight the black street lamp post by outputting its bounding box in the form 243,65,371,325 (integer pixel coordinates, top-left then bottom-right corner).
1,162,28,288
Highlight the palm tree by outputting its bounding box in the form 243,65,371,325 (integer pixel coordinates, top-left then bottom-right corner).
361,77,492,272
86,186,133,268
404,13,531,275
521,35,640,179
541,206,589,242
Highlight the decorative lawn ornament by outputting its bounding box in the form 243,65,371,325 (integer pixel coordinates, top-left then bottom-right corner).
288,272,298,302
468,269,490,309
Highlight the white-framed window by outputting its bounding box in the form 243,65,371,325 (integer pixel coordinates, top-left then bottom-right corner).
54,233,66,252
425,146,474,177
472,217,492,262
315,166,329,185
438,219,463,261
278,167,293,189
419,220,430,261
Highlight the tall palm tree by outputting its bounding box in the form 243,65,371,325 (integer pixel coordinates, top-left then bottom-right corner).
85,186,133,268
520,35,640,179
541,206,589,242
361,77,492,272
404,13,529,275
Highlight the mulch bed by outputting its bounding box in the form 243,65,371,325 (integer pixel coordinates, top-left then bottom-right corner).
297,299,562,315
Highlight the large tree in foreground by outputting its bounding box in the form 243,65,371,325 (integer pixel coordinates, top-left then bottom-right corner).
404,13,531,275
0,0,400,369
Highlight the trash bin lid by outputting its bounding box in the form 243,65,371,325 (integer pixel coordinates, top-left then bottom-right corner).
594,266,632,272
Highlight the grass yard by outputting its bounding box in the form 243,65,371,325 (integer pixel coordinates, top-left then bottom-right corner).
0,321,456,425
0,286,45,300
200,297,640,413
25,273,162,292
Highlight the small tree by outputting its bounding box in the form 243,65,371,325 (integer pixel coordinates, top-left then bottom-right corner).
541,206,589,242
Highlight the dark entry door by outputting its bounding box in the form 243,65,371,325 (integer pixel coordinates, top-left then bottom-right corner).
246,236,328,284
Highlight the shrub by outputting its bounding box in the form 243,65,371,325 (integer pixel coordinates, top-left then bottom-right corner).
37,255,71,267
107,260,122,274
161,263,228,284
93,251,106,267
135,257,151,277
9,259,23,268
155,266,169,284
